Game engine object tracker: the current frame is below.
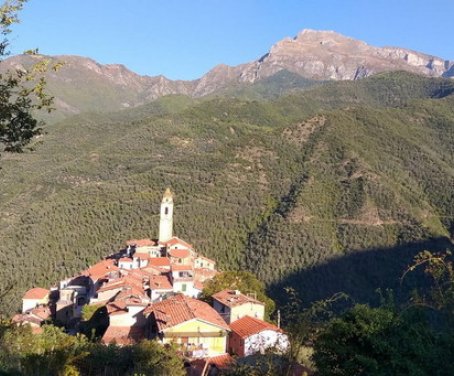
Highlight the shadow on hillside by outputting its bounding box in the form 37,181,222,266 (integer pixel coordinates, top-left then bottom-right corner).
268,236,453,308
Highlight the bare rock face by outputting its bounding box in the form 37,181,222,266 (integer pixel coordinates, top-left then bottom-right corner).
236,29,451,82
3,30,452,117
192,29,452,96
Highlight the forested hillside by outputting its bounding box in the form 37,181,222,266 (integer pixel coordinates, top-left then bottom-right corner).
1,72,453,314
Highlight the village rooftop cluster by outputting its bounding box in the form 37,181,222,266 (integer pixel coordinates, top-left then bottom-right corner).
13,189,289,372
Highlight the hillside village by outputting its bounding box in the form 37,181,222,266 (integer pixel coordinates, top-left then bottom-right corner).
13,189,289,374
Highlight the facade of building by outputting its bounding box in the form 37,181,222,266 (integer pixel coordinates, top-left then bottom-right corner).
22,287,50,313
228,315,289,357
212,290,265,324
146,294,230,358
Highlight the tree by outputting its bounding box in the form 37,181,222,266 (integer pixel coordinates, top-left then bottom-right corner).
131,341,185,376
201,270,276,319
0,0,54,155
312,304,439,376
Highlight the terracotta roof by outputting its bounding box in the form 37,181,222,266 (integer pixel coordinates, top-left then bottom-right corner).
97,279,125,293
23,287,49,300
230,316,282,339
169,248,191,259
208,353,234,369
189,354,234,375
101,325,145,345
12,305,52,325
30,306,52,320
82,259,119,280
212,289,264,308
149,275,173,290
171,264,194,271
106,300,128,315
142,265,167,275
119,257,133,263
12,314,42,326
148,257,171,267
145,294,229,332
126,238,155,247
161,236,192,249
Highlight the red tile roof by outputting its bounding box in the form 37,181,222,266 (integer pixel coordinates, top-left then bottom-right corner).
101,325,145,345
97,279,125,293
161,236,192,249
208,353,234,369
30,306,52,320
126,238,155,247
145,294,229,332
189,354,234,375
229,316,282,339
148,257,171,267
23,287,49,300
119,257,133,263
171,264,194,271
169,248,191,259
82,259,119,280
212,289,264,308
149,275,173,290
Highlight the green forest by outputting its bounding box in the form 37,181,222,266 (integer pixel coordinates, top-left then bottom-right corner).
0,71,454,315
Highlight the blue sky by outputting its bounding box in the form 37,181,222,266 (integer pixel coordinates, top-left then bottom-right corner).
9,0,454,80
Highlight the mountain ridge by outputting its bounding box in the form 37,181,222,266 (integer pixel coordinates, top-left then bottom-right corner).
3,29,453,120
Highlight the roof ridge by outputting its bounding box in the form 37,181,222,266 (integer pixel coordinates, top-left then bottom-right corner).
183,295,196,320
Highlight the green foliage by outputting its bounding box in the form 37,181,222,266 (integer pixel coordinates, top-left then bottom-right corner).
81,305,98,322
310,256,454,376
201,271,276,318
0,322,184,376
0,0,54,154
131,341,185,376
0,324,88,375
0,72,454,314
313,304,440,376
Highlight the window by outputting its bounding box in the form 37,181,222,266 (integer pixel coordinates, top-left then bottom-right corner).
182,284,187,292
165,207,169,215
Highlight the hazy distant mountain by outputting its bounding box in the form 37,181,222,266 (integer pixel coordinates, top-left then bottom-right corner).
3,29,453,119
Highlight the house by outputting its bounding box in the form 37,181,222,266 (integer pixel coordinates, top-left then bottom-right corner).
22,287,49,313
228,316,289,357
13,305,52,334
145,294,230,358
212,290,265,324
101,293,149,345
194,256,216,270
148,274,173,302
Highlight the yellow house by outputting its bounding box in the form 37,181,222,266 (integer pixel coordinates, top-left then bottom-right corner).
145,294,230,358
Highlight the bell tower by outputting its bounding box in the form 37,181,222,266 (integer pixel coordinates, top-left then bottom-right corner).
159,188,174,242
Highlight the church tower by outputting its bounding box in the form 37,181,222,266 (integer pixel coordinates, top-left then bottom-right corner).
159,188,174,242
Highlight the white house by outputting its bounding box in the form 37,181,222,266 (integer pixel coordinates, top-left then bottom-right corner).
228,316,289,357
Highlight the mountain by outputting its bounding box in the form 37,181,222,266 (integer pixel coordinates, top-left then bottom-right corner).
0,71,453,314
3,30,453,120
